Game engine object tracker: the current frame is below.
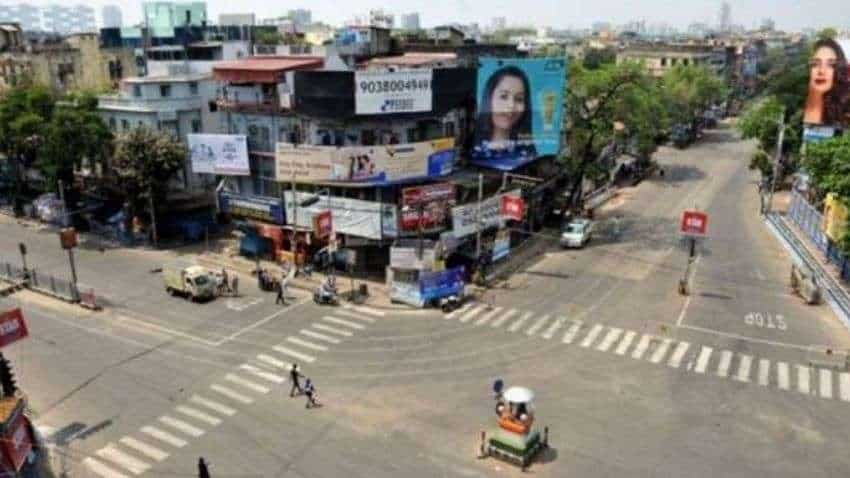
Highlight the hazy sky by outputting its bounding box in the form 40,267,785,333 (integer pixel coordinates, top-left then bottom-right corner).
23,0,850,31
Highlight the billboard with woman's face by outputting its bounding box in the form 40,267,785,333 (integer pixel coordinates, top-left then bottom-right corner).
471,58,567,171
804,38,850,130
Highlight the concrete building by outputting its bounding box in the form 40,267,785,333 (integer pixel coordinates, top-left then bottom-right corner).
42,4,96,34
288,9,312,27
218,13,255,26
401,13,421,31
616,43,726,78
143,2,208,30
490,17,506,32
102,5,123,29
368,9,394,29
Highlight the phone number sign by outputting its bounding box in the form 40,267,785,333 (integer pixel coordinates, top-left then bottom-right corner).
355,69,433,115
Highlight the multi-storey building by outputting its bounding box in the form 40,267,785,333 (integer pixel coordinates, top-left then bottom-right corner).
143,1,208,30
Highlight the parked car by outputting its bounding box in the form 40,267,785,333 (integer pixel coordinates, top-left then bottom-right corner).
560,218,594,248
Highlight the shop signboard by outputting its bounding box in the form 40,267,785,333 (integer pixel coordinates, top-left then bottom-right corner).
275,144,335,182
0,309,27,348
188,134,250,175
390,280,425,308
419,266,465,302
284,191,383,240
451,189,521,238
401,183,455,233
219,193,285,225
2,405,32,472
381,204,398,238
500,194,525,221
390,246,436,270
355,69,433,115
471,58,567,171
313,210,333,239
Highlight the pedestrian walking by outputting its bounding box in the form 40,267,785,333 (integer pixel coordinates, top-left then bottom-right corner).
220,268,230,295
230,275,239,297
304,378,318,408
275,279,285,305
289,363,302,397
198,457,210,478
612,215,621,240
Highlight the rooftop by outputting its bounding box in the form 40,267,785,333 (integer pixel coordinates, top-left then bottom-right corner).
361,52,457,68
122,73,211,84
213,55,324,83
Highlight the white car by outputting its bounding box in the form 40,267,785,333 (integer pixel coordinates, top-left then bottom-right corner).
560,218,594,248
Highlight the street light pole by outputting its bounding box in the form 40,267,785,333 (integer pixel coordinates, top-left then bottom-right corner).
148,187,158,248
475,173,483,261
766,108,785,215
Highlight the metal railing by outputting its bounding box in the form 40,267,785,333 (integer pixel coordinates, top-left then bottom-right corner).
787,191,850,282
0,258,79,302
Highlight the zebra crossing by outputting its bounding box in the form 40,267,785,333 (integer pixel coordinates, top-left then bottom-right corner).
81,303,382,477
442,303,850,404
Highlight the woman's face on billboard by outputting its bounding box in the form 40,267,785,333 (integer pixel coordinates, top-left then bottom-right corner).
490,75,526,133
810,46,838,95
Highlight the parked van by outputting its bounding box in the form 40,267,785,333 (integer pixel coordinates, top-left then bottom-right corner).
163,264,215,301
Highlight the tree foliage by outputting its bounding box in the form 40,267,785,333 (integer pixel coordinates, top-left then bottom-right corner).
38,107,113,191
661,64,726,126
803,134,850,253
582,48,616,70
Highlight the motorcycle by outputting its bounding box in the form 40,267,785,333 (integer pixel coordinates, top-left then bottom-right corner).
313,286,339,306
439,294,463,313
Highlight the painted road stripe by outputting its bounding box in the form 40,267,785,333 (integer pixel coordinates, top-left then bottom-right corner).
286,336,329,352
777,362,790,390
667,342,690,368
96,445,150,475
735,355,753,382
631,334,652,359
257,354,290,369
614,331,636,355
459,305,486,323
300,329,341,344
526,315,551,336
312,323,353,337
694,346,713,374
474,306,504,326
580,324,604,348
336,309,377,323
158,416,204,438
758,359,770,386
562,321,582,344
239,364,285,384
596,328,623,352
649,339,672,364
118,437,169,462
140,426,187,448
820,369,833,399
210,384,254,404
840,373,850,401
797,365,811,394
272,345,316,363
717,351,733,377
83,457,130,478
190,395,236,417
225,374,270,394
542,317,566,339
344,304,385,317
322,316,365,330
508,312,533,332
175,405,222,426
446,303,472,320
490,309,517,328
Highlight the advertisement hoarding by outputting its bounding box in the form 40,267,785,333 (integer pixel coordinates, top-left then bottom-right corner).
188,134,250,176
275,144,335,182
355,69,433,115
312,210,333,239
400,183,454,233
284,191,384,240
0,309,28,348
803,38,850,131
471,58,567,171
419,266,465,302
390,280,425,308
219,193,285,225
451,189,521,238
390,246,436,270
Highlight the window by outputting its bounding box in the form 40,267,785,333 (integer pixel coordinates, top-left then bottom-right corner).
445,121,456,138
406,128,417,143
683,58,689,66
361,130,376,146
121,119,129,130
189,82,198,95
159,84,171,97
208,101,218,112
660,57,667,67
191,119,201,133
108,117,116,130
671,58,678,66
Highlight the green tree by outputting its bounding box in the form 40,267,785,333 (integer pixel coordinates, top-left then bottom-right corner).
737,96,803,182
582,48,616,70
803,134,850,253
254,30,284,45
817,27,838,40
661,64,726,128
38,107,113,193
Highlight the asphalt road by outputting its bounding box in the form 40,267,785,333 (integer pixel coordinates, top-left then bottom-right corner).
6,123,850,477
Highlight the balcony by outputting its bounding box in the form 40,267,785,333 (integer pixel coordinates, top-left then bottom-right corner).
98,94,204,114
216,92,291,114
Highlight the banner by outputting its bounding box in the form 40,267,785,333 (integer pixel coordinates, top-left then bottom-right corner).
2,405,32,472
420,266,465,301
0,309,27,348
492,229,510,262
381,204,398,238
188,134,250,176
355,69,433,115
471,58,567,171
284,191,384,240
275,144,335,182
401,183,455,233
680,210,708,236
803,38,850,130
219,193,285,225
501,194,525,221
390,246,436,270
451,189,521,238
390,280,425,307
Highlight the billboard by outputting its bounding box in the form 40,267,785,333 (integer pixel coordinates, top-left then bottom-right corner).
188,134,250,176
355,69,433,115
471,58,567,171
400,183,455,233
803,38,850,130
0,309,27,348
275,144,335,182
284,191,385,240
420,266,465,302
219,193,285,225
451,189,521,238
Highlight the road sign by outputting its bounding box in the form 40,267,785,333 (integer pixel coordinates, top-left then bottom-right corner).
680,210,708,236
0,309,28,348
501,195,525,222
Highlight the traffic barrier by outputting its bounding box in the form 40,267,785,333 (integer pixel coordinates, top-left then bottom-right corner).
790,264,821,305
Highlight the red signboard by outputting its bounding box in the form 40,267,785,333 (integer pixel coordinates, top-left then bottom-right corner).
402,183,455,206
0,310,27,349
400,183,455,233
2,406,32,472
500,195,525,222
312,210,333,239
680,210,708,236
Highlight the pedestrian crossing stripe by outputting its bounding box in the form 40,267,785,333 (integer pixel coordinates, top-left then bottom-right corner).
694,346,712,374
649,338,672,364
96,444,151,475
614,331,636,355
797,365,810,394
140,426,187,448
118,437,169,462
190,395,236,417
83,457,130,478
717,350,733,377
474,306,503,326
508,311,533,332
735,355,752,382
225,373,270,394
820,369,833,399
526,315,551,336
239,364,286,384
596,328,623,352
335,309,377,323
491,309,517,328
562,321,582,344
631,334,651,359
445,303,473,320
158,416,204,438
272,345,316,363
542,316,566,339
175,405,222,426
459,305,486,323
667,341,689,368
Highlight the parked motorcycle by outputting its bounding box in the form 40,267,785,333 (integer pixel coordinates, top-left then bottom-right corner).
439,294,463,313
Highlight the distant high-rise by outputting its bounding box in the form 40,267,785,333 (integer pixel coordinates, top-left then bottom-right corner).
760,17,775,31
288,9,311,27
718,1,732,33
42,4,96,34
491,16,506,31
102,5,123,29
401,13,421,31
143,2,208,29
218,13,255,26
369,9,393,29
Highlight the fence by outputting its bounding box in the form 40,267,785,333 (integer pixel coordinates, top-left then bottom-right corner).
788,191,850,283
0,257,79,302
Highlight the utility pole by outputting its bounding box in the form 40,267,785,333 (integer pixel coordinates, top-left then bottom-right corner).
475,173,483,262
766,108,785,215
58,179,68,227
148,187,158,248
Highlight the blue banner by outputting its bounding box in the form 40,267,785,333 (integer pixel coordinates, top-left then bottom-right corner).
219,193,285,225
419,266,465,301
471,58,567,171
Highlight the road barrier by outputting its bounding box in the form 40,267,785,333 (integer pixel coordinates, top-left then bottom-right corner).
790,264,821,305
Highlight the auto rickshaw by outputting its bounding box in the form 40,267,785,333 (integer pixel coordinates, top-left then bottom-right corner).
483,381,546,470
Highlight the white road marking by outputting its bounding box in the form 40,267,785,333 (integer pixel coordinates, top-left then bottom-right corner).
677,323,812,352
490,309,517,328
474,306,504,326
158,416,204,438
777,362,790,390
694,346,713,374
83,457,130,478
312,323,353,337
526,315,551,336
445,303,472,320
190,395,236,417
238,364,285,384
322,316,365,330
257,354,291,369
675,296,691,326
343,304,385,317
562,321,583,344
542,317,567,339
797,365,811,394
735,355,752,382
820,369,833,399
615,331,636,355
96,445,150,475
299,329,341,344
667,342,690,368
118,437,169,462
758,359,770,386
272,345,316,363
175,405,222,426
335,309,377,323
580,324,604,348
140,426,187,448
717,350,733,377
631,334,652,359
459,305,486,323
225,374,270,394
840,373,850,401
596,328,623,352
286,336,329,351
210,384,254,404
649,339,672,364
508,312,534,332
